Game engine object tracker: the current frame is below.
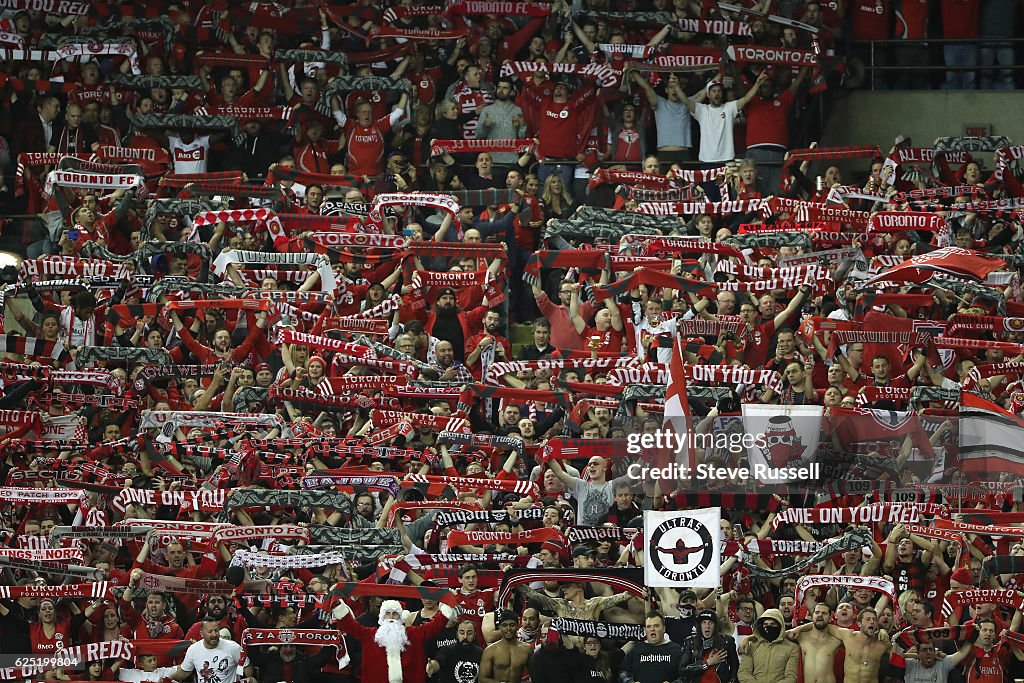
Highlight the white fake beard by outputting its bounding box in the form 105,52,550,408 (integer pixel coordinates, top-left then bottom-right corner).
374,618,410,683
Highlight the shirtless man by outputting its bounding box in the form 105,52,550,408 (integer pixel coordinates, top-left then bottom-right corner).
789,608,890,683
479,610,532,683
786,603,843,683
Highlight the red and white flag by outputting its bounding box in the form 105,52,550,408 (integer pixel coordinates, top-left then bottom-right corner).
959,392,1024,477
664,334,694,472
863,247,1006,285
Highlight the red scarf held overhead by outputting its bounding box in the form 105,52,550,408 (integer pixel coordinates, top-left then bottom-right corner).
408,269,501,311
682,364,784,392
941,590,1024,619
635,198,767,216
867,212,945,233
540,438,628,461
781,145,880,182
588,168,681,191
446,1,551,15
430,138,535,157
618,235,747,261
771,503,930,530
947,315,1024,337
446,527,564,548
371,409,470,434
403,473,537,497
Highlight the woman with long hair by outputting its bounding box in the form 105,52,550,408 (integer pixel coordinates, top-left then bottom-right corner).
430,99,462,145
580,636,616,681
422,162,456,192
84,604,132,644
541,174,575,221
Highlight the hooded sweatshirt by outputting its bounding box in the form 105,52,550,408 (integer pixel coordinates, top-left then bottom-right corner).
737,608,799,683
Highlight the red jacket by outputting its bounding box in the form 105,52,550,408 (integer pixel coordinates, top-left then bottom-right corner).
338,610,448,683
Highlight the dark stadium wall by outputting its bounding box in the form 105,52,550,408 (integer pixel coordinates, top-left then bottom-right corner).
823,91,1024,152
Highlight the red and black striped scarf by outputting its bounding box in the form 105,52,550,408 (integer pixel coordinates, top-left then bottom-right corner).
588,168,681,191
782,145,880,184
158,170,244,189
496,567,645,606
540,437,628,461
524,249,608,281
0,335,70,365
266,165,363,189
268,386,400,411
456,383,574,415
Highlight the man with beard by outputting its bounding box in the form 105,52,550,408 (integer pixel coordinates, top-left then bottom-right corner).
786,607,889,683
121,580,185,645
427,620,483,683
477,78,526,165
430,340,473,384
784,603,842,683
679,609,739,683
426,288,488,363
517,608,542,649
465,310,511,380
185,595,243,641
133,539,222,617
170,617,244,683
332,598,454,683
170,309,270,365
480,610,533,683
349,492,378,528
891,639,972,683
683,73,767,167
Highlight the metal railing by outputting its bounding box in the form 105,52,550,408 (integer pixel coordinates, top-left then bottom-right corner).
850,37,1024,91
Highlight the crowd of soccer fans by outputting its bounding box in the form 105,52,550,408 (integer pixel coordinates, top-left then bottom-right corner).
0,1,1023,683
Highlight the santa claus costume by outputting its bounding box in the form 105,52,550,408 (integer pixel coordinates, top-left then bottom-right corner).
332,598,454,683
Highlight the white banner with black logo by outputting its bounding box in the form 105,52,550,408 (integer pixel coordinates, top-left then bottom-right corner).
741,404,823,485
643,508,721,588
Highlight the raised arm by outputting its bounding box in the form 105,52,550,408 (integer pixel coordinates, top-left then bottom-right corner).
568,284,586,335
773,285,810,329
736,71,770,112
631,71,659,108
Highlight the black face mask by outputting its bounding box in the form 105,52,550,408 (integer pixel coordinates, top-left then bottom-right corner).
760,621,782,642
679,605,695,619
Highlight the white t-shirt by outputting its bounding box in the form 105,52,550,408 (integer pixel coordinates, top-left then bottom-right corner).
168,134,211,174
632,309,679,364
693,100,739,163
180,639,242,683
118,666,178,683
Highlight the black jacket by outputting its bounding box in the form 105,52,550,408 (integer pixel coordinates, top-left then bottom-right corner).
678,632,739,683
248,645,335,683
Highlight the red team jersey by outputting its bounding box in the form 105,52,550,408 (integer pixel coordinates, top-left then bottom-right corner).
343,113,396,177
